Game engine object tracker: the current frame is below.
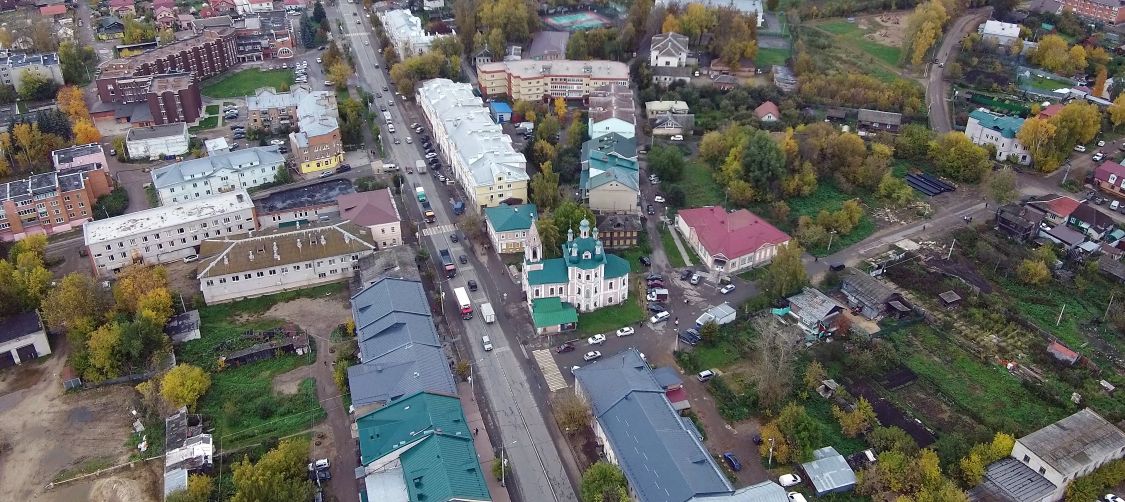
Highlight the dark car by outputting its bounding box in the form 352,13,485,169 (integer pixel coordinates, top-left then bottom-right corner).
382,85,389,91
459,255,468,264
829,262,845,272
647,282,665,290
722,452,742,472
639,256,652,267
646,273,663,281
647,204,655,215
680,269,694,280
450,233,459,243
678,331,700,346
556,342,575,353
467,279,478,291
335,164,352,173
647,303,667,313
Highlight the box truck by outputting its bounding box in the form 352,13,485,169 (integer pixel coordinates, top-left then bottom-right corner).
480,302,495,323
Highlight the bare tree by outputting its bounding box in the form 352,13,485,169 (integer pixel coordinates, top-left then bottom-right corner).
553,393,592,435
750,316,800,409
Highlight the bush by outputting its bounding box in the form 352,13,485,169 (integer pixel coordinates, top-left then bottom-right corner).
93,187,129,219
710,375,758,421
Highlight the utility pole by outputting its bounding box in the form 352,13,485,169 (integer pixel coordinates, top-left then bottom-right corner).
1106,292,1116,321
1056,303,1067,327
768,438,775,468
946,237,956,260
827,230,837,253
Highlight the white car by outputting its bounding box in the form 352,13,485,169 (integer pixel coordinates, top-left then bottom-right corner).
779,474,802,487
316,57,322,63
583,350,602,362
482,336,493,351
787,493,808,502
654,195,665,203
1099,140,1107,147
425,152,438,159
719,284,735,294
269,139,285,146
1105,495,1124,502
615,327,635,337
308,458,330,471
650,311,670,324
183,254,199,263
670,134,684,141
1075,145,1087,152
587,334,607,345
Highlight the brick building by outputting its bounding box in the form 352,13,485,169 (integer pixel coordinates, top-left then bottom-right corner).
1060,0,1125,23
0,164,113,241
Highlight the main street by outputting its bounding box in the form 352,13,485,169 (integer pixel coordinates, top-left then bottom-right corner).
329,3,580,501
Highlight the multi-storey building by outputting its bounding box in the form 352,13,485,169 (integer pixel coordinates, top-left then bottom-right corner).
965,108,1031,165
417,79,529,210
522,218,630,314
83,190,257,276
151,146,286,205
1060,0,1125,23
91,72,204,126
255,85,345,174
484,203,537,254
588,83,636,140
0,52,64,90
0,164,113,241
126,122,191,160
378,9,447,60
254,179,354,228
52,144,108,173
477,60,630,101
246,85,336,132
196,222,377,304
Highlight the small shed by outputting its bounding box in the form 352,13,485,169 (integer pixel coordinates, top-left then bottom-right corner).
220,331,309,367
490,101,513,123
841,269,899,320
938,290,962,309
1098,255,1125,283
857,109,903,133
165,310,201,344
1047,340,1080,366
801,446,857,496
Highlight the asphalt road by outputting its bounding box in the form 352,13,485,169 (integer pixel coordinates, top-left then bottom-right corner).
330,3,580,501
927,8,991,133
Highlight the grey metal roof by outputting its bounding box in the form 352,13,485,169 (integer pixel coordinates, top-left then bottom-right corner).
787,287,843,323
842,269,896,306
857,109,903,126
351,277,431,329
150,146,285,189
970,457,1056,502
582,133,637,161
346,344,455,406
801,446,856,495
0,311,42,344
526,31,569,59
652,366,682,389
574,348,733,502
126,122,187,141
255,179,354,213
356,311,438,360
1019,408,1125,479
689,481,788,502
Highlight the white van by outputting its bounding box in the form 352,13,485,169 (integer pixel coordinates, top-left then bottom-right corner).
697,369,716,382
650,311,671,324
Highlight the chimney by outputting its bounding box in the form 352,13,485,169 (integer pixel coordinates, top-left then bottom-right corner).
248,250,254,261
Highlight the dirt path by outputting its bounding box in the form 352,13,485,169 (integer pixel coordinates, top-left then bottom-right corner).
0,338,138,502
273,365,314,395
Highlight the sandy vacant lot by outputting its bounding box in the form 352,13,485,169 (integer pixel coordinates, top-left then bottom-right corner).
858,10,910,48
0,340,143,502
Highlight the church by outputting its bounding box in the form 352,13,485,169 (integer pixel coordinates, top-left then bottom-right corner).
522,218,631,330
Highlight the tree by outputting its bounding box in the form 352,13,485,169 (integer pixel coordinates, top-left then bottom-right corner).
73,119,101,145
984,167,1018,204
699,321,720,344
761,242,807,299
566,30,589,59
536,216,563,259
113,265,169,315
777,402,824,462
18,72,59,102
833,396,877,437
1017,258,1050,285
580,462,629,502
905,1,949,65
122,15,157,44
929,132,990,182
554,393,591,434
553,96,566,121
56,86,90,121
551,200,596,240
989,0,1018,17
328,61,352,90
231,438,313,502
166,474,214,502
877,174,916,208
41,272,109,333
648,144,686,182
312,0,326,23
868,426,919,455
662,13,681,33
161,364,212,410
1017,116,1061,171
530,160,561,211
1094,66,1109,97
803,361,826,390
758,420,793,464
1110,94,1125,130
1031,34,1074,74
86,321,125,381
1050,101,1101,151
137,287,174,326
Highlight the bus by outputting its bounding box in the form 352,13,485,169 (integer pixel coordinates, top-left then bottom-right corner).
453,287,473,320
383,111,392,124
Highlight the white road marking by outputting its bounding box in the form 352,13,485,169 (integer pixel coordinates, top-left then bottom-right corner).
421,223,455,237
532,349,569,392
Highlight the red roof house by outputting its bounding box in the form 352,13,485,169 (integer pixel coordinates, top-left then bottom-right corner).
754,101,780,122
39,4,66,17
674,207,791,274
1094,161,1125,198
1038,103,1065,119
1047,340,1080,365
1027,194,1082,225
108,0,136,16
338,189,402,248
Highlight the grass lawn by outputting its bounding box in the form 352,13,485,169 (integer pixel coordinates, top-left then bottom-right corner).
660,227,687,268
814,19,902,67
779,181,877,256
756,47,791,67
801,395,869,456
202,69,295,98
892,325,1069,435
679,161,724,209
577,282,645,334
205,104,220,115
189,115,219,133
695,344,740,371
1023,73,1072,92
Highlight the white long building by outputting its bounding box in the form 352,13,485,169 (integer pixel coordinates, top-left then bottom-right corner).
151,146,286,205
416,79,529,210
83,190,257,276
378,9,448,60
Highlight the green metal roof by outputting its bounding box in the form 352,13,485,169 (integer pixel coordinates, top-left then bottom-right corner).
603,254,630,279
526,258,569,285
969,109,1024,139
483,204,537,232
401,435,492,502
356,392,471,464
532,297,578,328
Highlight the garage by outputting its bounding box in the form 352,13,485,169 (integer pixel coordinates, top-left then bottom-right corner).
15,344,37,363
0,352,15,369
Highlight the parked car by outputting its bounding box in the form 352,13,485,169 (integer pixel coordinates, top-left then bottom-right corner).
722,452,742,472
482,336,493,351
654,195,665,203
689,273,701,285
335,164,352,173
639,256,652,267
719,284,736,294
647,303,667,313
587,334,607,345
678,331,700,346
647,204,655,215
650,311,671,324
1112,200,1120,212
646,274,663,282
269,139,285,146
318,170,333,179
779,474,802,487
1094,152,1105,162
1105,495,1123,502
697,369,716,382
183,254,199,263
787,493,808,502
1099,140,1107,147
1075,145,1087,152
615,327,635,337
583,350,602,362
670,134,684,141
308,458,330,471
680,269,694,280
556,342,575,353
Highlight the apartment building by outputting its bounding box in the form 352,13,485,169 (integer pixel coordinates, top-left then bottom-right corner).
91,72,204,126
484,203,537,254
0,164,113,242
83,190,257,276
417,79,529,210
196,222,377,304
52,143,108,173
477,60,630,101
278,87,343,174
0,52,64,90
151,146,286,205
965,108,1031,165
1059,0,1125,23
126,122,191,160
246,85,336,132
588,83,636,140
378,9,448,60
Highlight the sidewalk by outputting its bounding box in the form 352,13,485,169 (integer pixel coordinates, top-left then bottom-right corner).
458,381,512,502
664,220,695,266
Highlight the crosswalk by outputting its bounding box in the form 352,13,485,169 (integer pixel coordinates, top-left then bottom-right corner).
532,349,569,392
420,223,455,237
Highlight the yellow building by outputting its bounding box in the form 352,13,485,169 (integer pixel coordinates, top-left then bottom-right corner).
476,60,630,101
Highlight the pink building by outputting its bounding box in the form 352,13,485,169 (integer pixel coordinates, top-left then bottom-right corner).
674,206,791,274
52,144,108,173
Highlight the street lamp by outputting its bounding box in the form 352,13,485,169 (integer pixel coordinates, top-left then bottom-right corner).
501,440,517,487
826,230,838,253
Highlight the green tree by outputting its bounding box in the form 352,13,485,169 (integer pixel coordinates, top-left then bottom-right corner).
536,216,563,259
699,321,720,344
1017,116,1061,171
832,396,877,437
166,474,214,502
554,393,592,434
869,426,919,455
777,402,824,462
929,132,990,182
122,14,157,44
1110,94,1125,130
877,174,916,208
551,200,596,240
85,321,125,381
58,42,98,85
984,167,1018,204
740,129,786,189
530,160,561,212
803,360,826,390
761,242,807,299
1049,101,1101,151
312,0,326,23
580,461,629,502
18,72,59,102
160,364,211,410
566,30,589,59
231,438,313,502
648,144,686,182
1017,258,1050,285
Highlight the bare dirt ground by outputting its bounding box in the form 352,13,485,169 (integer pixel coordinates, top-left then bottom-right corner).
162,260,203,300
258,296,351,340
0,341,138,502
858,11,909,47
273,364,314,395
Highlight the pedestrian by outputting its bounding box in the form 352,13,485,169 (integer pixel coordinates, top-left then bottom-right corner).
323,361,327,367
474,428,479,436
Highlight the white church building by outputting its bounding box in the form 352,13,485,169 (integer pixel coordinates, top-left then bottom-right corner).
522,218,631,322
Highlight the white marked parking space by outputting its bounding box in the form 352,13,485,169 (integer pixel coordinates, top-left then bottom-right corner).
532,349,569,392
421,223,455,237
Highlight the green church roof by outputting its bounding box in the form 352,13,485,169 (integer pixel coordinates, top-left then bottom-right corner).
532,297,578,328
483,203,537,232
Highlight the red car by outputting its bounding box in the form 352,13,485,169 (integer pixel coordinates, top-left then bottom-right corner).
555,342,575,353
